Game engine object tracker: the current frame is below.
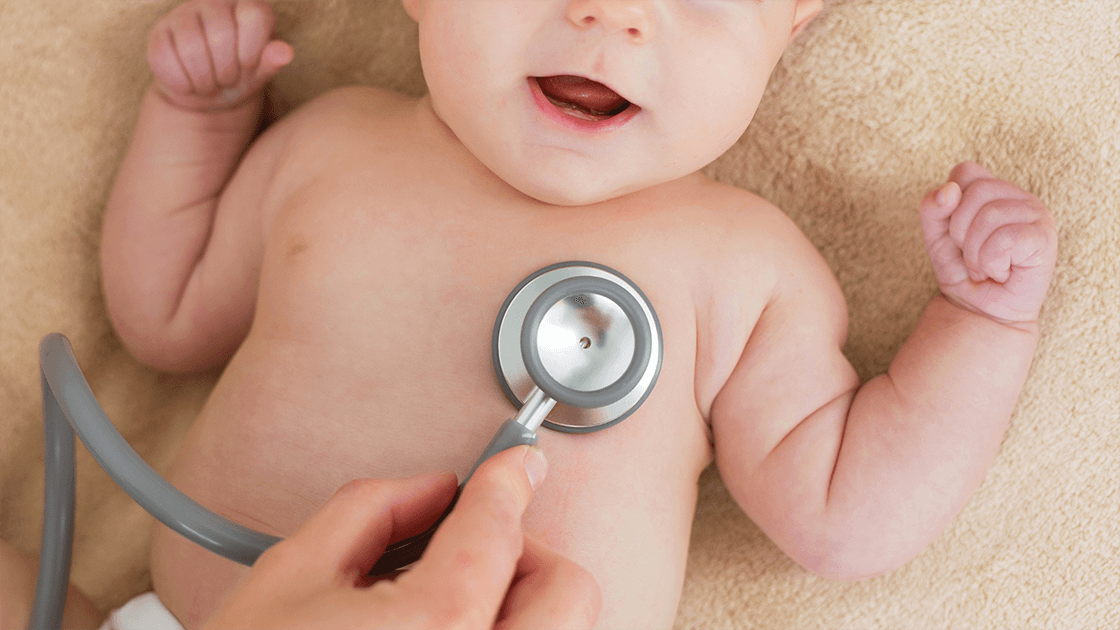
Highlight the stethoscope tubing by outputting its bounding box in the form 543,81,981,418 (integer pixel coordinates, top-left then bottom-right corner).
28,263,661,629
30,334,283,630
30,335,545,626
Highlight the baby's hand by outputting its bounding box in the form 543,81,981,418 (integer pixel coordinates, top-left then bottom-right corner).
920,162,1058,325
147,0,293,111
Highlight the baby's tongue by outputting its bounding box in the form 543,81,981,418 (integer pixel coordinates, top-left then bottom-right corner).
537,75,628,115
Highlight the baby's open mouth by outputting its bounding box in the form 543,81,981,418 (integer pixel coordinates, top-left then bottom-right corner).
533,75,634,121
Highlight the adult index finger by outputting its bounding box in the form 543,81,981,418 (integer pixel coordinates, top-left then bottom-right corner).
399,445,547,629
278,472,457,584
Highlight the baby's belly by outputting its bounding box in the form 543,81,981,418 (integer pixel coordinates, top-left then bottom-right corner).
151,289,712,629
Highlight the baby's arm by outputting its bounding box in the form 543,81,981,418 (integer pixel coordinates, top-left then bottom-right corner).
100,0,292,372
711,162,1057,580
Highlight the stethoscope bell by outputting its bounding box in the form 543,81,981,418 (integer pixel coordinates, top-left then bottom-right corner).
493,261,663,432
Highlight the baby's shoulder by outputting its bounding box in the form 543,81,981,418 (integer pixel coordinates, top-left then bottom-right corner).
261,85,418,196
278,85,414,147
677,178,846,418
677,176,845,330
674,176,824,276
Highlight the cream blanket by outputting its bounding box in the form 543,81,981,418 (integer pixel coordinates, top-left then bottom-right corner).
2,0,1117,627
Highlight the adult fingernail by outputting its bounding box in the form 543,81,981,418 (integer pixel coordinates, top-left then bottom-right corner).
523,446,547,491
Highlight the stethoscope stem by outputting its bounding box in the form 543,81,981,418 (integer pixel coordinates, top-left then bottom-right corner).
511,386,557,433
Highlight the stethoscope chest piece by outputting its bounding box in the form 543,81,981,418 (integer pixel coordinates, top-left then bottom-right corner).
493,261,663,432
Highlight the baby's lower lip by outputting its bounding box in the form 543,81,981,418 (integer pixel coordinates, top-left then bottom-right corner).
527,77,640,134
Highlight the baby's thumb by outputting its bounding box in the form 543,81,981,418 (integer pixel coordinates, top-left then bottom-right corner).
251,40,294,83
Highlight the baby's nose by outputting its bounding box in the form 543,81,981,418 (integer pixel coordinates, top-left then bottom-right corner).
566,0,655,44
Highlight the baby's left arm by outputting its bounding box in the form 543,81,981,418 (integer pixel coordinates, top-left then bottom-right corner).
710,162,1057,580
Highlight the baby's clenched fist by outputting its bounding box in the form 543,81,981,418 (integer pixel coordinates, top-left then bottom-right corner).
147,0,293,111
920,162,1058,325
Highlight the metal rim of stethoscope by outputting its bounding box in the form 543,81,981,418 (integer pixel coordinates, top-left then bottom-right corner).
492,261,663,432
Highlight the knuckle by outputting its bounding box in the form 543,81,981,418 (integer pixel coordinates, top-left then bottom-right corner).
146,29,170,62
950,160,986,181
991,225,1019,251
973,203,1006,231
965,177,1008,201
930,238,959,266
420,589,474,630
194,0,231,12
236,0,274,27
470,488,523,539
480,476,527,525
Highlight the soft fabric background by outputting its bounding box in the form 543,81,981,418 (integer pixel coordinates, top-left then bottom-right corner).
1,0,1117,627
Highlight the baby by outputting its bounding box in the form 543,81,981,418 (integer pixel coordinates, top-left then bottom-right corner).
91,0,1057,628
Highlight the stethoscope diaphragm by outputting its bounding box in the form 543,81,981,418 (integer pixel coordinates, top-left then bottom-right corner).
493,261,662,432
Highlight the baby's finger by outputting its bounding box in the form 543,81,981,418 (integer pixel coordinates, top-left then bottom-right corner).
281,472,457,585
147,25,193,94
496,536,601,630
948,178,1032,250
976,222,1051,284
919,181,961,247
168,8,217,95
244,40,294,87
235,0,276,69
961,199,1042,281
401,446,545,629
199,1,240,88
925,233,970,287
947,161,996,195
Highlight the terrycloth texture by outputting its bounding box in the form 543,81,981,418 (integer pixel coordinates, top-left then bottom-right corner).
1,0,1116,627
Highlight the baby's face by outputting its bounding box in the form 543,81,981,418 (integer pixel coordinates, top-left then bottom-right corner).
403,0,820,206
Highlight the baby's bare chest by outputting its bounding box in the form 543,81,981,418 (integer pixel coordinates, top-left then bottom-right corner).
232,169,715,473
261,180,669,366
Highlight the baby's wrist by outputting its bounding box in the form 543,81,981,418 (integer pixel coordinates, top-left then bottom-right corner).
936,292,1040,334
149,81,264,115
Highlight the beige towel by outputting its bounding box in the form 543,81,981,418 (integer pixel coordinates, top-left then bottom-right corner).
1,1,1116,627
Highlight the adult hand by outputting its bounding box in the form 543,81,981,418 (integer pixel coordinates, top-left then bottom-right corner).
203,445,600,630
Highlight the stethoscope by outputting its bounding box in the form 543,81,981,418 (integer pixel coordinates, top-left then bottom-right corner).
29,261,662,629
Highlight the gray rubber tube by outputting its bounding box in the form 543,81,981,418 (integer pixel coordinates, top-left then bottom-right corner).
27,369,76,630
32,334,539,626
30,334,283,630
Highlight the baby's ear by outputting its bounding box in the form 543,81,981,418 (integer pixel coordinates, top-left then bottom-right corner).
790,0,822,40
401,0,419,22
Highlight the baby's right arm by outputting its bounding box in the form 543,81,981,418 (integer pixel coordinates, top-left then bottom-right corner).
100,0,293,372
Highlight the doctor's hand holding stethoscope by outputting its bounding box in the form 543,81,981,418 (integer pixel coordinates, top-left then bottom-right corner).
204,446,601,630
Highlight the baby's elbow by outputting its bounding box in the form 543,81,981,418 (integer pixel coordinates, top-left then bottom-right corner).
109,311,234,374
